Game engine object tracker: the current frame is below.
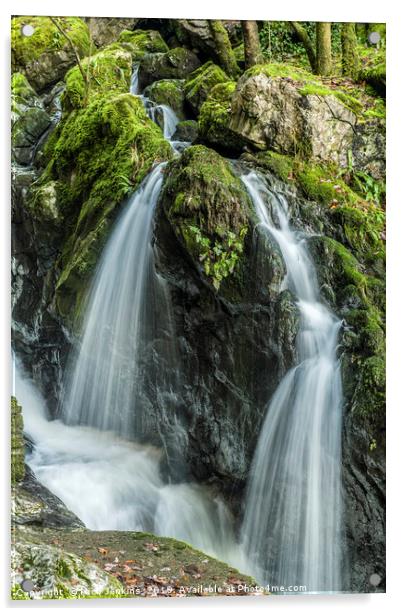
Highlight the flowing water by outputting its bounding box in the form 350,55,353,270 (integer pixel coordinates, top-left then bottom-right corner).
13,61,344,593
61,163,173,435
240,172,344,592
15,359,243,565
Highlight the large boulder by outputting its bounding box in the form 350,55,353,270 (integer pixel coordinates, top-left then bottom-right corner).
138,48,201,90
230,68,356,167
11,17,90,92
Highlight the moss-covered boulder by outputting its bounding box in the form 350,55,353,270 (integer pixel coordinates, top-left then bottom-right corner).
11,397,25,484
63,45,132,109
183,61,229,115
143,79,185,119
138,48,201,90
359,47,386,97
11,73,51,166
11,17,90,92
118,29,169,57
199,81,244,154
160,145,250,291
29,93,171,325
173,120,199,143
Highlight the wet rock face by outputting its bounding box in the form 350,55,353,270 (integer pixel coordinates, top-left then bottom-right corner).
138,48,201,90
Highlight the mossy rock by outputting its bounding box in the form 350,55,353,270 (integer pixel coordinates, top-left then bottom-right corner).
308,235,385,425
11,17,90,92
11,397,25,485
160,145,250,292
63,45,132,109
243,150,385,272
29,94,171,326
183,61,229,115
173,120,198,143
11,72,38,112
138,48,201,90
199,81,244,155
118,29,169,56
143,79,185,119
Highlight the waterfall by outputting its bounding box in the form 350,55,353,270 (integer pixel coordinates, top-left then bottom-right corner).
240,171,344,593
15,358,244,567
130,64,181,146
61,163,174,435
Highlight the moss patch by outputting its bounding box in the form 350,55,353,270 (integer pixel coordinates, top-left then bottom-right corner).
13,526,260,599
184,61,229,115
198,81,243,154
11,397,25,485
144,79,185,119
30,93,171,326
11,16,90,67
63,45,132,109
118,29,168,55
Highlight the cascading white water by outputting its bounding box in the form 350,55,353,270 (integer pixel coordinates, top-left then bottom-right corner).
62,164,173,435
130,64,179,141
240,172,344,593
14,359,244,566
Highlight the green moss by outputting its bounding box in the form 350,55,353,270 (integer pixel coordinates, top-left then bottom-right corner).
184,61,229,114
11,16,90,67
118,29,168,54
198,81,241,153
358,46,386,97
144,79,185,118
161,145,250,292
63,45,132,109
11,397,25,484
30,93,171,326
11,72,37,106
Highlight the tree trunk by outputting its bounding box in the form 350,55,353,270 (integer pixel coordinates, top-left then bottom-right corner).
241,20,263,69
316,22,332,76
290,22,316,72
341,22,360,80
209,20,240,78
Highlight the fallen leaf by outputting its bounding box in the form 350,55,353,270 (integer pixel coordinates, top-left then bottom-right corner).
97,547,108,556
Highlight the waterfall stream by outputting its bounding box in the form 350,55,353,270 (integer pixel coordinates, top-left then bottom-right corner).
240,172,344,592
14,67,246,573
13,63,345,594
